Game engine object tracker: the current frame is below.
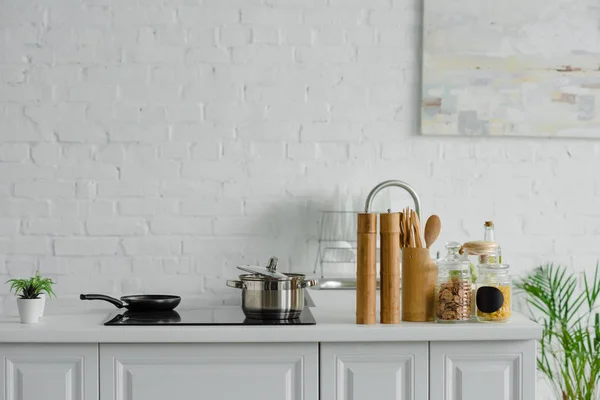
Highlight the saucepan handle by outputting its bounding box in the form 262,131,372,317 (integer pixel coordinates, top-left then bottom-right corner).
80,294,125,309
299,279,318,289
226,280,245,289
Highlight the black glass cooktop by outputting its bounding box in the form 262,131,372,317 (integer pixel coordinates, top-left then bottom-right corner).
104,306,316,326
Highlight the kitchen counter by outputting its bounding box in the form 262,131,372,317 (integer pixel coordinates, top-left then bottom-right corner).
0,290,541,400
0,290,541,343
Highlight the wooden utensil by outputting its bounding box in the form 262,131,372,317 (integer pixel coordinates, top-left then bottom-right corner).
411,210,423,248
380,213,400,324
356,213,377,325
398,212,404,248
408,212,417,247
400,211,404,248
424,215,441,249
403,211,409,248
404,208,412,248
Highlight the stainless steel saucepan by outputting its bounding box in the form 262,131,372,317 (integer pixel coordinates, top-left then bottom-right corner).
226,258,317,320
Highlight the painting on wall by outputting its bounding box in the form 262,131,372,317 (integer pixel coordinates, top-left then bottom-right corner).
421,0,600,137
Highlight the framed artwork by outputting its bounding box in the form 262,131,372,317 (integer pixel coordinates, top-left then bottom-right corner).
421,0,600,137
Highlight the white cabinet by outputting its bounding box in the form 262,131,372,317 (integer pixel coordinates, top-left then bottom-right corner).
320,342,429,400
100,343,318,400
0,339,538,400
0,344,98,400
430,340,536,400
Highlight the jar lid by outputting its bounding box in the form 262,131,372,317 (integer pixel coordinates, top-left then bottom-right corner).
436,241,470,270
459,241,498,256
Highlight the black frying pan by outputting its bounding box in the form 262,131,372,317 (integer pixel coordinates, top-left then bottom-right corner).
80,294,181,312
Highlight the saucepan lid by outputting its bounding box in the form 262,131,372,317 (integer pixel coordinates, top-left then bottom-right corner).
236,257,291,280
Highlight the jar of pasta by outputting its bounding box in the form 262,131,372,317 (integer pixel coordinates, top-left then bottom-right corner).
434,242,472,323
475,263,511,322
460,241,499,319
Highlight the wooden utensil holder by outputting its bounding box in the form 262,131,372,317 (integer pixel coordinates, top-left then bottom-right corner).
402,248,437,322
380,213,400,324
356,213,377,325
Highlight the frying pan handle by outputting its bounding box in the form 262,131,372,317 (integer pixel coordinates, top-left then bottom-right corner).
80,294,125,309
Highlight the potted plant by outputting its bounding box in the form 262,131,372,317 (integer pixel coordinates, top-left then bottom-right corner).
7,274,56,324
33,271,56,318
516,264,600,400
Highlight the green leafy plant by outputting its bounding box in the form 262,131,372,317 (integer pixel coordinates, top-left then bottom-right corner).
7,277,43,299
6,271,56,300
33,271,56,299
516,264,600,400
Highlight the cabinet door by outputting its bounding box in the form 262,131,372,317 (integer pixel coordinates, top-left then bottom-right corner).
320,342,428,400
100,343,318,400
0,344,98,400
430,340,536,400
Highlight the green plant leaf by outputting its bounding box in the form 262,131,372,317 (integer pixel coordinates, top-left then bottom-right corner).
519,263,600,399
6,272,56,301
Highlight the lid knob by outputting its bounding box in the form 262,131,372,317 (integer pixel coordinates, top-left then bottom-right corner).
266,257,278,272
445,241,462,254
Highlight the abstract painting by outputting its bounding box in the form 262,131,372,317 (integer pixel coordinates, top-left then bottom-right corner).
421,0,600,137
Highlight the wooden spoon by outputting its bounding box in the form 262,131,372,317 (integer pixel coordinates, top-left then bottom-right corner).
424,215,441,249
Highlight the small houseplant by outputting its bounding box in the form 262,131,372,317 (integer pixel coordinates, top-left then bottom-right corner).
516,264,600,400
33,271,56,317
7,273,56,323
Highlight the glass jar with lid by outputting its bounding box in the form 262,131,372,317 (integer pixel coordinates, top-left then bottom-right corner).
434,242,472,323
475,263,511,322
460,240,499,318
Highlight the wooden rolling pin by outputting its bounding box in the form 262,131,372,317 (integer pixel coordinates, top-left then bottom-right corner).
356,213,377,325
380,212,400,324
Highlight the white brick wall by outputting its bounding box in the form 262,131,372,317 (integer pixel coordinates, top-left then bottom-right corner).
0,0,598,371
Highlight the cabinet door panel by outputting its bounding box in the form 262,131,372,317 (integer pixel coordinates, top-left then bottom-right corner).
320,342,428,400
100,343,318,400
430,340,536,400
0,344,98,400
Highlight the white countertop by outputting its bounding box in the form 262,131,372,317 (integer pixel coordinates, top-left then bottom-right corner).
0,290,541,343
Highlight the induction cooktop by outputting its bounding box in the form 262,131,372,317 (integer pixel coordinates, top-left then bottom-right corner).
104,306,316,326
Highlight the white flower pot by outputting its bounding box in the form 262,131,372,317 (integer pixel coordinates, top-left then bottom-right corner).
17,298,43,324
39,293,46,318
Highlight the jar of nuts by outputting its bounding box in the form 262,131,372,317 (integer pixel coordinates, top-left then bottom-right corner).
476,263,511,323
434,242,472,323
